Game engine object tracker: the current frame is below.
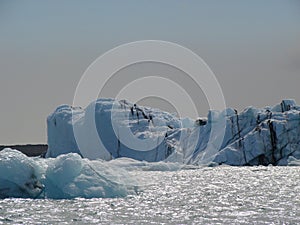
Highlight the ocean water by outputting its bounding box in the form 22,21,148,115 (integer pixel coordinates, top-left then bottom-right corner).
1,166,300,224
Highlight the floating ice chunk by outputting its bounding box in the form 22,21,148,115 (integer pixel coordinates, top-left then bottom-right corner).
44,153,139,199
0,149,139,199
287,156,300,166
0,149,44,198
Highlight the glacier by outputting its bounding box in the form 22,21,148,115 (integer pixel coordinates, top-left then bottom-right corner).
46,98,300,166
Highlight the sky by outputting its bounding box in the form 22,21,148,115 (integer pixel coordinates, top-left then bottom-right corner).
0,0,299,144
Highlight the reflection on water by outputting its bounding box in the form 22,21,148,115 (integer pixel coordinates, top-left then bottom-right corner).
1,166,300,224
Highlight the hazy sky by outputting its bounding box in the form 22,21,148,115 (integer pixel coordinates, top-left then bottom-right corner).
0,0,299,144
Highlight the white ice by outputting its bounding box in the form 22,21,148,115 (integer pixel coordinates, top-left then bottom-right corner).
0,149,138,199
46,99,300,167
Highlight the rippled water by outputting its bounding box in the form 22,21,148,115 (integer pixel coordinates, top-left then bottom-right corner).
1,166,300,224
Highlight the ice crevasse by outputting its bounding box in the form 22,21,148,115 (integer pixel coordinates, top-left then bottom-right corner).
46,98,300,166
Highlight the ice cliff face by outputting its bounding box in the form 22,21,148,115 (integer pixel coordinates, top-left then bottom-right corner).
46,99,300,166
190,99,300,166
46,99,186,161
212,100,300,166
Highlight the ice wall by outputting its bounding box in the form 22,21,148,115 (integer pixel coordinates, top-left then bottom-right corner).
46,99,300,166
212,100,300,166
183,99,300,166
46,99,183,161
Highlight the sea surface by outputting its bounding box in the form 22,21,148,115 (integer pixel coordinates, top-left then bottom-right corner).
1,166,300,224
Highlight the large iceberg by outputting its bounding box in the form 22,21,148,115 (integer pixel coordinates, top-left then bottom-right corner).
46,99,300,166
46,99,184,161
2,99,300,199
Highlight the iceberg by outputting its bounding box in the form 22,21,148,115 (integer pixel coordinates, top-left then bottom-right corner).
0,149,44,198
0,149,138,199
212,100,300,166
46,99,183,161
45,99,300,166
2,99,300,199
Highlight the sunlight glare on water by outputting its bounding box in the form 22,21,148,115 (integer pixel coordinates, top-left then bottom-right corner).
1,166,300,224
